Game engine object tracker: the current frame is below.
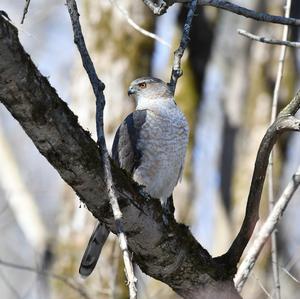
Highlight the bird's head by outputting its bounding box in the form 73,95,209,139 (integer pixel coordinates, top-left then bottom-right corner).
128,77,174,109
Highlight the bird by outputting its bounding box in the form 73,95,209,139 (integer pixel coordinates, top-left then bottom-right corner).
79,77,189,277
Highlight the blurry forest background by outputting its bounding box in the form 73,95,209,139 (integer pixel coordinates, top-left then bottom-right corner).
1,0,300,298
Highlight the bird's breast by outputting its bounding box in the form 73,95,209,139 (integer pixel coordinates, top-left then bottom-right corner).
133,107,189,202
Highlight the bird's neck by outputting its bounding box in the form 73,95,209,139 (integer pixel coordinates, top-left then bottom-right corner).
135,97,176,114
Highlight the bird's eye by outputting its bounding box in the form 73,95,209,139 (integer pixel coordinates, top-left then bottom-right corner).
138,82,147,89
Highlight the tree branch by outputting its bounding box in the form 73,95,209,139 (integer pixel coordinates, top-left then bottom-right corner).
0,14,241,299
21,0,31,24
169,0,198,94
215,92,300,269
234,164,300,291
144,0,300,27
65,1,137,297
238,29,300,48
109,0,171,49
0,258,94,299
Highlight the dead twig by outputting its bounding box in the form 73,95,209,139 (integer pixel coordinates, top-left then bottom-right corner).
21,0,31,24
109,0,171,48
0,258,94,299
238,29,300,47
65,1,137,297
282,268,300,284
169,0,198,94
144,0,300,27
250,273,271,298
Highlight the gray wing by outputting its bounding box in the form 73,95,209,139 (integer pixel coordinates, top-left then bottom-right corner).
79,110,147,277
112,110,147,174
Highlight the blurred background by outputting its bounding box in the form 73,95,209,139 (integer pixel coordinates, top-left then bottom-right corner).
0,0,300,298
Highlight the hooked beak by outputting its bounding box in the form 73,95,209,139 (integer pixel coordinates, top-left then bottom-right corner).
128,86,135,96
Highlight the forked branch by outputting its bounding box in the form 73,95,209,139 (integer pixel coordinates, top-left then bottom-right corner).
215,92,300,269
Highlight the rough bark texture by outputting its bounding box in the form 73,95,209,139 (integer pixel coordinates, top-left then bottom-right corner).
0,15,241,299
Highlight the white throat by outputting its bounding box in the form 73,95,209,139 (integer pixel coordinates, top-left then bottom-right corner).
135,97,176,113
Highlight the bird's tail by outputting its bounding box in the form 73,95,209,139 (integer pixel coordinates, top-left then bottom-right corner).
79,222,110,278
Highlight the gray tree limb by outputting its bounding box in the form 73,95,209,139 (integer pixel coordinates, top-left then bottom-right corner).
169,0,198,94
21,0,31,24
238,29,300,48
143,0,300,27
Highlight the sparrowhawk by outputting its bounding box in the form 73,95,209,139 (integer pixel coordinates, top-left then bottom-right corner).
79,77,189,277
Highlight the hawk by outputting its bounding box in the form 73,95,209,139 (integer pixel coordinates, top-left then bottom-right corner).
79,77,189,277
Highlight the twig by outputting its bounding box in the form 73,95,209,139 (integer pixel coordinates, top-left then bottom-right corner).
0,268,22,298
197,0,298,26
146,0,300,26
0,258,92,299
285,250,300,272
65,1,137,298
168,0,198,94
21,0,31,24
215,91,300,270
238,29,300,47
251,273,271,298
268,2,291,298
109,0,171,49
282,267,300,284
234,165,300,291
142,0,168,15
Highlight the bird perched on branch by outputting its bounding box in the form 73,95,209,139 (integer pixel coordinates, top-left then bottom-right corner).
79,77,189,277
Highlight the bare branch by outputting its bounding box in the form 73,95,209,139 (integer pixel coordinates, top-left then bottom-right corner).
169,0,198,94
147,0,300,27
65,1,137,297
238,29,300,47
65,0,106,146
234,164,300,291
251,274,271,298
142,0,168,15
282,268,300,284
0,258,94,299
21,0,31,24
215,92,300,269
268,2,291,297
109,0,171,49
